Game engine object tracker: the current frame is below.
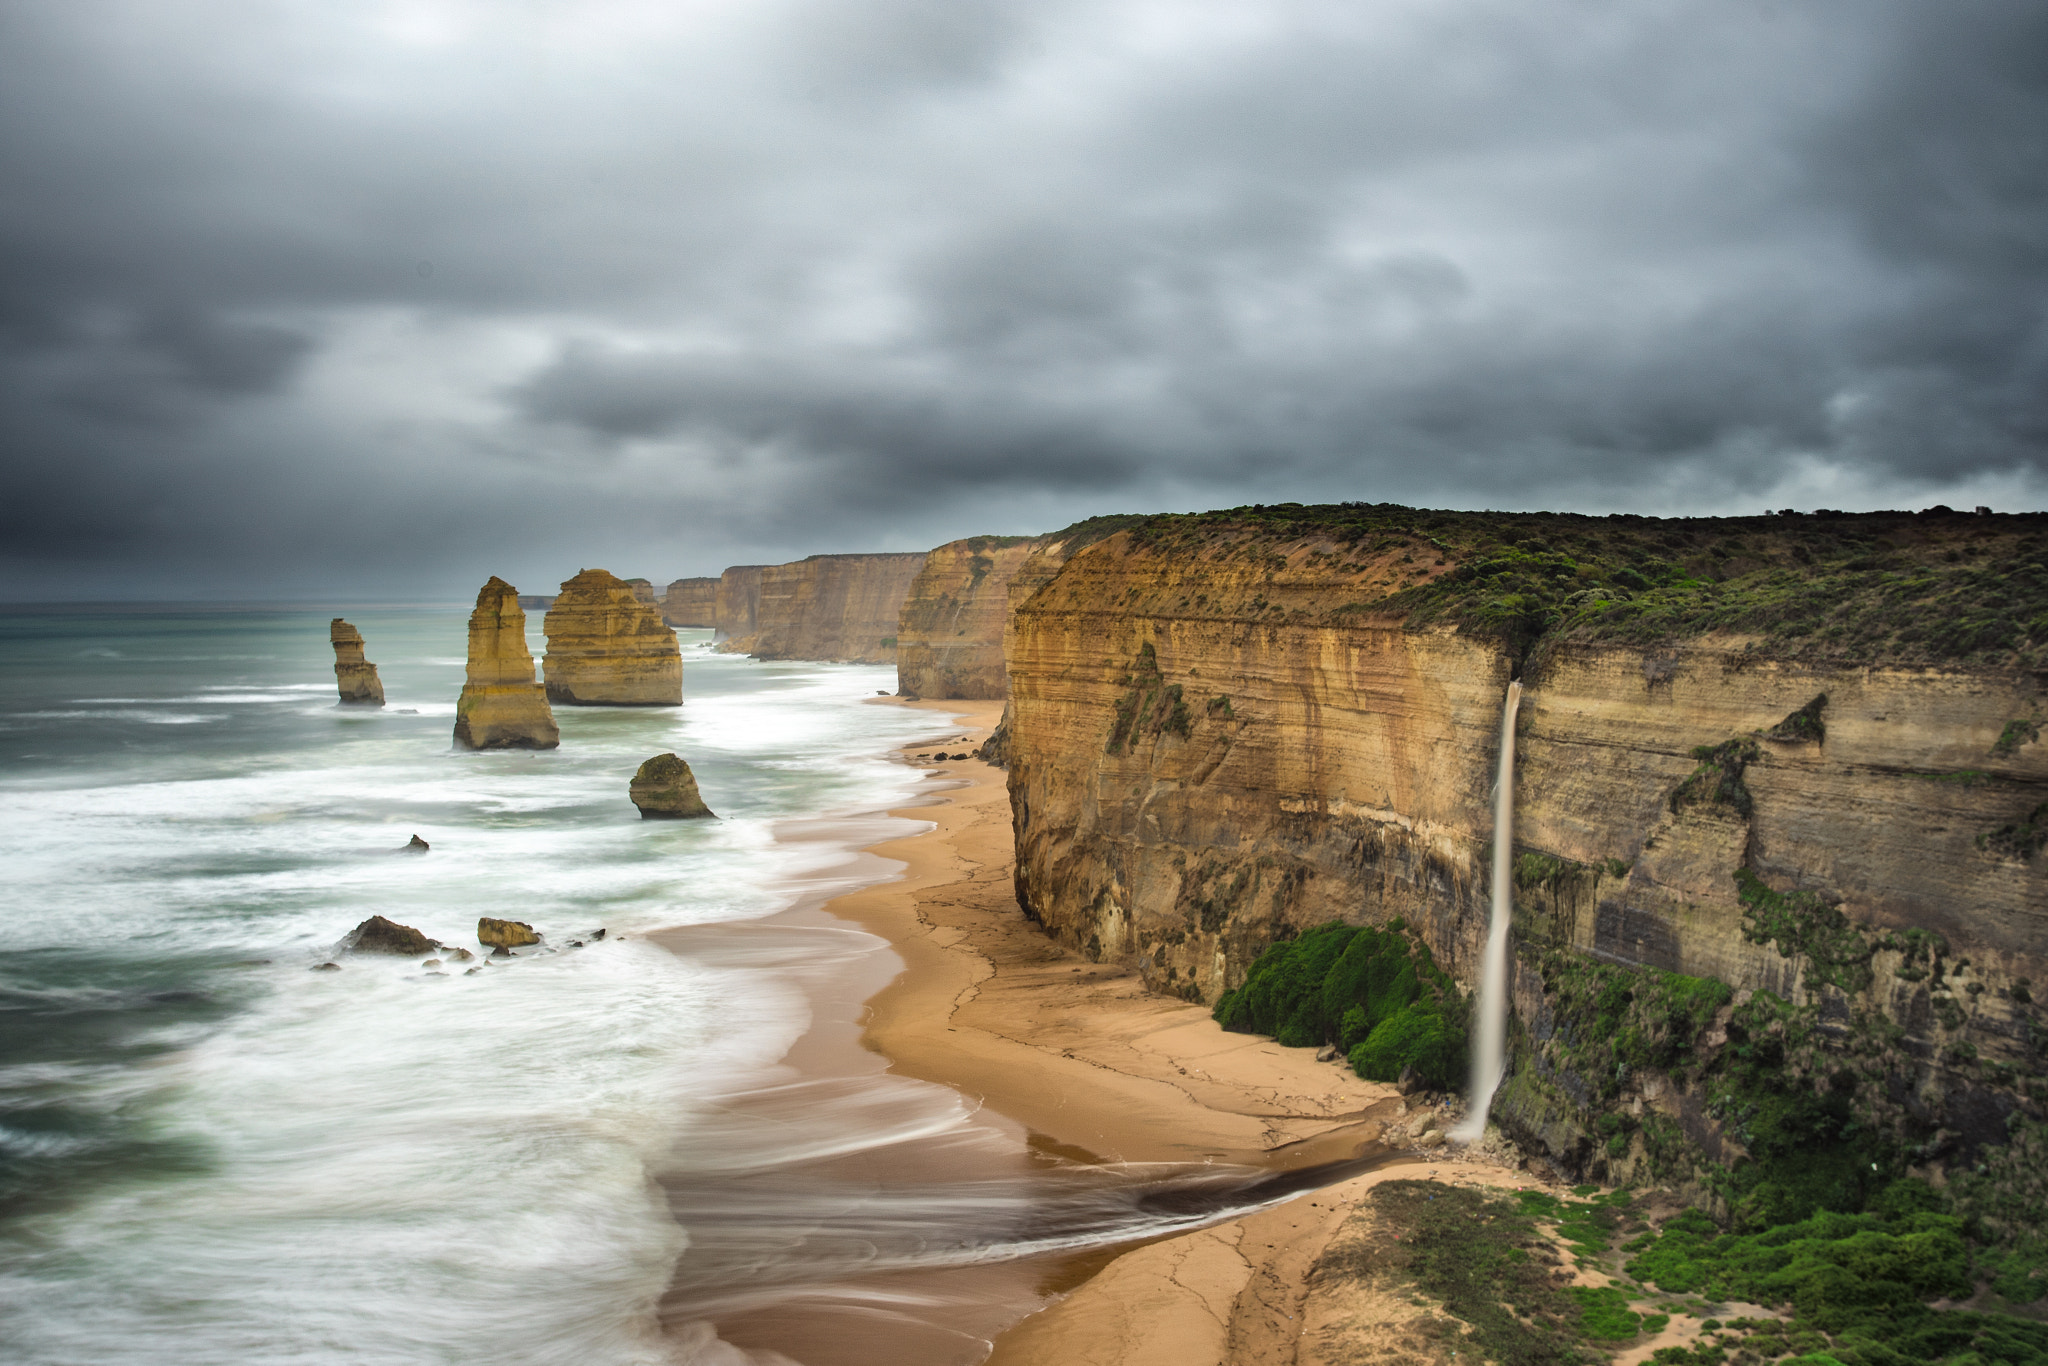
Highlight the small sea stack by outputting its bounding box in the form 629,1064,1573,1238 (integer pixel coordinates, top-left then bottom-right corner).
453,578,560,751
329,619,385,706
629,753,715,819
541,568,683,706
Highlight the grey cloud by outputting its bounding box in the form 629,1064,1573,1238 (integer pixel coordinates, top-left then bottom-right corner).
1,0,2044,599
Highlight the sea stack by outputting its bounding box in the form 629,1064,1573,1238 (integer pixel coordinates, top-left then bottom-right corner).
329,619,385,706
453,578,560,750
542,569,683,706
629,753,715,819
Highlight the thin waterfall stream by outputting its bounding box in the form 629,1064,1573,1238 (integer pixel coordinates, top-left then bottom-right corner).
1452,679,1521,1143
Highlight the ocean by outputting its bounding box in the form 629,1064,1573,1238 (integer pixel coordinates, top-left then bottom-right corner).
0,606,1303,1366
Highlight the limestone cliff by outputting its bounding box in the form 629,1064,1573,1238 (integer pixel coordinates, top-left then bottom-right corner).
721,553,929,663
328,618,385,705
661,577,717,628
625,578,658,609
714,565,768,646
541,568,683,706
894,536,1040,698
1004,505,2048,1177
454,578,560,750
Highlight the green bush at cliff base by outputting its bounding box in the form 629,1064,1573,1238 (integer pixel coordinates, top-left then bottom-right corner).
1212,921,1466,1088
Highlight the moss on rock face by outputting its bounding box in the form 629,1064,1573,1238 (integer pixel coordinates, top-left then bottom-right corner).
1211,920,1468,1089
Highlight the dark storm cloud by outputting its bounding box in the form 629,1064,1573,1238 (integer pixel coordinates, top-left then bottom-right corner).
1,0,2044,598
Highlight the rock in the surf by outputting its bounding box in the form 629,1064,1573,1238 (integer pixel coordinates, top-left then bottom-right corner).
629,753,715,820
478,917,541,949
401,834,429,853
329,619,386,706
346,915,436,955
541,569,683,706
453,578,560,750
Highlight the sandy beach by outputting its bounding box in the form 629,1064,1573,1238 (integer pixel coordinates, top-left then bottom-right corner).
821,700,1543,1366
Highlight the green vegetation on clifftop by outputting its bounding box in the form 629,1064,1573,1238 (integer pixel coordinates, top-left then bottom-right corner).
1091,502,2048,665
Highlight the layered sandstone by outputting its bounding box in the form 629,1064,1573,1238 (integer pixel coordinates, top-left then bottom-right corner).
541,568,683,706
720,553,930,663
625,578,659,608
329,618,385,706
661,577,717,628
713,565,768,646
894,536,1039,698
1004,508,2048,1166
453,578,560,750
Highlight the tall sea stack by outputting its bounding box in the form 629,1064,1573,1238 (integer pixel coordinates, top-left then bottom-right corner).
329,619,385,706
542,569,683,706
453,578,560,750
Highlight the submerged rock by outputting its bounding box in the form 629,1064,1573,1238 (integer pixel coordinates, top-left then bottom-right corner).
453,578,560,750
330,619,386,706
346,915,436,955
542,568,683,706
478,917,540,949
311,961,342,971
629,753,715,819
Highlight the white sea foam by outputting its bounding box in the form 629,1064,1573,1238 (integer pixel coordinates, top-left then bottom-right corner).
0,611,955,1365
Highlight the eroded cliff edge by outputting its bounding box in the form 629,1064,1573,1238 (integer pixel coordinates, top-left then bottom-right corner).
894,536,1040,699
1004,504,2048,1194
720,552,928,664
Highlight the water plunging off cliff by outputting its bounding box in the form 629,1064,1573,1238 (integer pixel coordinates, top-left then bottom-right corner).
1453,679,1521,1143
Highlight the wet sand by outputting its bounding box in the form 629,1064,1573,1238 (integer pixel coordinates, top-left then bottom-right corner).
657,698,1534,1366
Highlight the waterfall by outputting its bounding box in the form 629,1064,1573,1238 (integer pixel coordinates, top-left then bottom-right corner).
1451,679,1521,1144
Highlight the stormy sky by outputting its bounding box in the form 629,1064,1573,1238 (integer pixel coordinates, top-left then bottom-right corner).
2,0,2044,600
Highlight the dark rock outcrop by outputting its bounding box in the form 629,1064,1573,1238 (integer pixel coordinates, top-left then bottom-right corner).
330,619,385,706
542,569,683,706
400,834,429,853
453,578,560,750
478,917,540,949
629,753,716,819
346,915,435,955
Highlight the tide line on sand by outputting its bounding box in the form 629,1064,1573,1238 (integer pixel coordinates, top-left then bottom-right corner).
654,698,1536,1366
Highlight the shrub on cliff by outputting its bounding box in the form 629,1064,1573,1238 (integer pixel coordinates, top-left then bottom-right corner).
1213,920,1467,1089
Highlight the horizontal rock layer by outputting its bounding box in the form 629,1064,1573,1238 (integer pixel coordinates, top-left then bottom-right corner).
721,552,929,664
714,565,768,644
894,536,1041,699
1004,510,2048,1163
454,577,559,750
542,568,682,706
662,577,717,628
329,618,385,706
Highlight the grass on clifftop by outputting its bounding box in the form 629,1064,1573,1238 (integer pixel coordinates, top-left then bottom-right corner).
1076,502,2048,666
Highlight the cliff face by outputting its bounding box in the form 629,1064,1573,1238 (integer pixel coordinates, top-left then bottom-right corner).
661,577,717,628
454,578,560,750
1005,507,2048,1171
329,618,385,705
894,537,1040,698
714,566,767,646
722,553,930,664
542,568,683,706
